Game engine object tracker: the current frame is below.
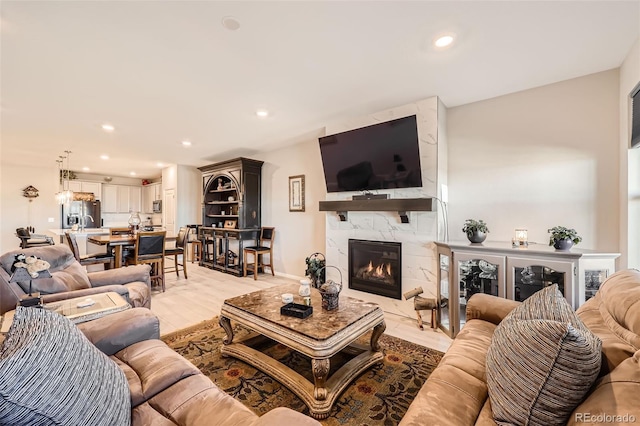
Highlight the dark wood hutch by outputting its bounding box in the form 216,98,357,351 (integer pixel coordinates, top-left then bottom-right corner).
198,157,263,276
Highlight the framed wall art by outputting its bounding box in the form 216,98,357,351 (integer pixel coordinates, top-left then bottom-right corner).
223,219,237,229
289,175,305,212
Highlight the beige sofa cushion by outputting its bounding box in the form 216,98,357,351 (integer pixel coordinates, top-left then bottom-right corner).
486,285,601,426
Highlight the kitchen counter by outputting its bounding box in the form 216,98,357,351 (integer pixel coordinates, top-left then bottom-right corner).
48,228,111,237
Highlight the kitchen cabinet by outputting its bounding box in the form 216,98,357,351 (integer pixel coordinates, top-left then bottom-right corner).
102,184,142,213
68,181,102,200
435,241,619,338
142,183,162,214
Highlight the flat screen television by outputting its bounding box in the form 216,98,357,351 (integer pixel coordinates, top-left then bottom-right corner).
319,115,423,193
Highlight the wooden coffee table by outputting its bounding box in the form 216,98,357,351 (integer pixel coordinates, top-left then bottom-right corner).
219,283,386,419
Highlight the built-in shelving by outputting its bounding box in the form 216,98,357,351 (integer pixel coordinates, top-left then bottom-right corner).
318,197,434,223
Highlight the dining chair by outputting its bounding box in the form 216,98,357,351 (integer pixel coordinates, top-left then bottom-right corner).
165,227,188,279
125,231,166,292
65,232,114,270
16,228,54,249
243,227,275,281
110,227,134,263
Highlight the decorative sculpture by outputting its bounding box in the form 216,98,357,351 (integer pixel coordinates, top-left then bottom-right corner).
403,286,437,330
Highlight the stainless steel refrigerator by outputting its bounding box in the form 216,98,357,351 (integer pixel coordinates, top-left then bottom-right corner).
61,200,102,229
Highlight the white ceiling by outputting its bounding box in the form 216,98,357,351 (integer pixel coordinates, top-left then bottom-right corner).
1,1,638,179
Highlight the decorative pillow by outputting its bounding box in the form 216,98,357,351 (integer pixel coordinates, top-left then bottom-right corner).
486,285,602,426
0,307,130,426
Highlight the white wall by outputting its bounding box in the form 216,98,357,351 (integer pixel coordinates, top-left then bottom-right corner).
0,163,60,252
176,165,201,228
256,139,327,278
447,70,620,252
620,38,640,269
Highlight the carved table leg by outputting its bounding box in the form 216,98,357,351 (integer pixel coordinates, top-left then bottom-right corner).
370,320,386,351
311,358,330,401
219,316,234,345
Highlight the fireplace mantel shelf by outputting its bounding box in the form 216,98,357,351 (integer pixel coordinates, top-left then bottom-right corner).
318,198,434,223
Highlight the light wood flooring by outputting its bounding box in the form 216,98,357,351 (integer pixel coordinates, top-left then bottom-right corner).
152,260,452,353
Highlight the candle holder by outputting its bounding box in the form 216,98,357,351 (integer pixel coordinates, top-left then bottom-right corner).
512,229,528,248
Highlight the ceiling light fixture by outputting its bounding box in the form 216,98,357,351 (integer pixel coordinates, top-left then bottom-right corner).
82,167,90,172
130,171,136,176
101,123,115,132
55,150,74,205
100,154,109,160
181,140,192,147
222,16,240,31
256,109,269,118
156,162,165,168
434,34,455,48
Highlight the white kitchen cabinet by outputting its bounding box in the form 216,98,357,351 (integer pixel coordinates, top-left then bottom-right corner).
435,241,619,338
142,183,162,213
68,181,102,200
102,184,142,213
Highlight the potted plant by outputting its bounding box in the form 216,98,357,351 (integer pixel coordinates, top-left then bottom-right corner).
304,252,326,288
462,219,489,243
548,226,582,250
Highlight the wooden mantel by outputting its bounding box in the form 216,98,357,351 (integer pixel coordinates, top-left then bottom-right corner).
318,198,434,223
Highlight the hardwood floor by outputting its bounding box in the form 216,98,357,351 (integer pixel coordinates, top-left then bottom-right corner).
152,261,452,353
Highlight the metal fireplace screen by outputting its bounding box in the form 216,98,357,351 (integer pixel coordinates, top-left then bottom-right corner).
348,239,401,299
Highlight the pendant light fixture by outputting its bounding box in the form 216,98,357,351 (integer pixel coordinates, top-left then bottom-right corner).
55,150,74,205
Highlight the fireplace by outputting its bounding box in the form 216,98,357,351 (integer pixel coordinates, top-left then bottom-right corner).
348,239,401,299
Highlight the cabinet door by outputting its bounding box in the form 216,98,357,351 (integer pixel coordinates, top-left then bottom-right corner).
68,181,82,193
154,184,162,201
141,185,153,213
453,252,506,333
102,185,119,213
437,251,453,337
117,186,130,213
578,257,616,306
129,187,142,213
81,182,101,200
507,256,575,307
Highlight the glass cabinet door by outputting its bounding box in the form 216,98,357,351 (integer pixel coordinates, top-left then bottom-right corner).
438,253,451,336
453,252,506,333
507,257,575,307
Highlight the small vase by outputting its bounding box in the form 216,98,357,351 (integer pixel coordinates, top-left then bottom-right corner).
553,239,574,251
467,231,486,244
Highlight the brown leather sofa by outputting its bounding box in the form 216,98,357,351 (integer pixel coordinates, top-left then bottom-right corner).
0,245,151,315
400,269,640,426
79,308,321,426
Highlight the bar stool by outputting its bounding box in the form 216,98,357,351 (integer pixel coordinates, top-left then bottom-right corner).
165,227,188,279
243,227,275,280
186,225,202,264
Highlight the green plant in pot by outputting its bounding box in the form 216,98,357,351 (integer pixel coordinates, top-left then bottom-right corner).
304,252,326,288
462,219,489,243
548,226,582,250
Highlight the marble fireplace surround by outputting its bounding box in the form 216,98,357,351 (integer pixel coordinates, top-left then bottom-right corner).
323,97,446,320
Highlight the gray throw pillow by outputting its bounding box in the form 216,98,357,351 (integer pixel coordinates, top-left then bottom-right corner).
0,307,130,426
486,285,601,426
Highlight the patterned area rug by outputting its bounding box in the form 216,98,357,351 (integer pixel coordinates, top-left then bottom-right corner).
162,318,443,426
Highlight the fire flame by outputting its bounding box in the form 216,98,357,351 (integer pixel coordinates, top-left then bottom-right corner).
366,261,392,278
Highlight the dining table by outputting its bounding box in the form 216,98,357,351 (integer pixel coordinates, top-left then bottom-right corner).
87,234,136,268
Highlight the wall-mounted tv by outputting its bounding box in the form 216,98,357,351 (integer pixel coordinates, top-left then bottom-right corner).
319,115,422,193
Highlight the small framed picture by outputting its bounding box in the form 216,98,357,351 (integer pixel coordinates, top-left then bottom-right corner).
224,220,237,229
289,175,305,212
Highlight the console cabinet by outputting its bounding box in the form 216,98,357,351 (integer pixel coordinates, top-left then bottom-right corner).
198,158,263,276
435,241,619,338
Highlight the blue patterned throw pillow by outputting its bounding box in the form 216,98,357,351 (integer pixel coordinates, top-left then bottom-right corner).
0,307,130,426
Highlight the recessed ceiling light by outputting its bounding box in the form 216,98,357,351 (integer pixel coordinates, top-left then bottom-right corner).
100,154,109,160
82,167,90,172
156,162,165,168
101,123,115,132
130,171,136,176
181,140,192,147
222,16,240,31
434,34,455,48
256,109,269,118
